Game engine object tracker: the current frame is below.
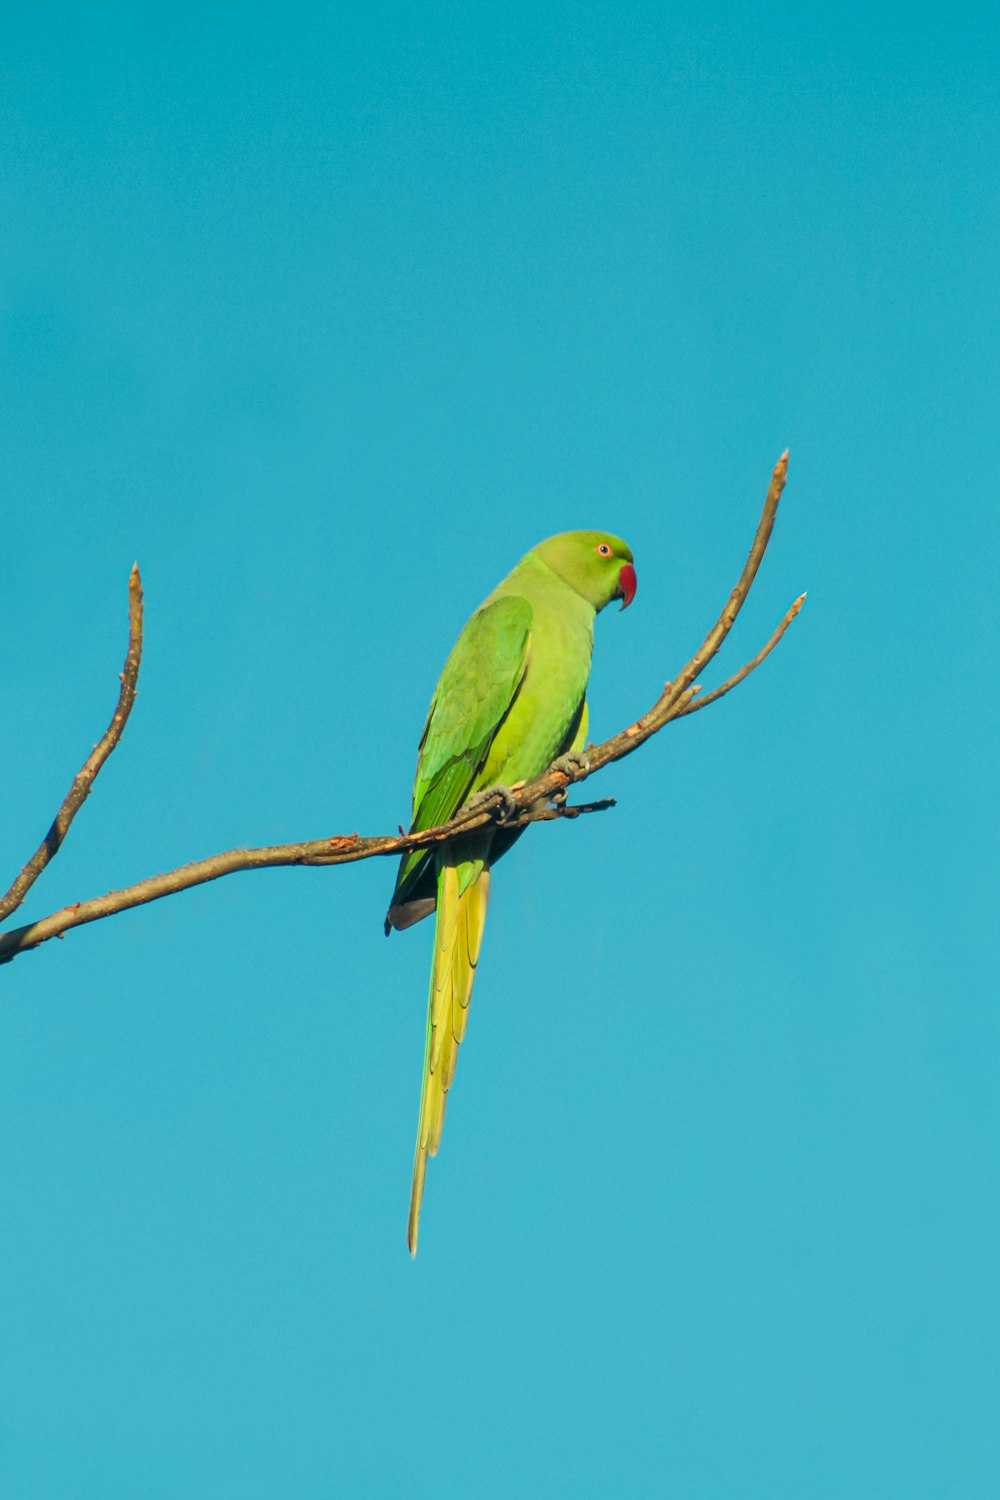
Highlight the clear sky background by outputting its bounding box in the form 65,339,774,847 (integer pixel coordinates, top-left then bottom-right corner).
2,3,997,1495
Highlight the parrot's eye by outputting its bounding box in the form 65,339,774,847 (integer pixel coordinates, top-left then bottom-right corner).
596,542,612,557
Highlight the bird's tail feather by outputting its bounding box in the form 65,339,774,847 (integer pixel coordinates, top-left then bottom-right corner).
407,862,489,1256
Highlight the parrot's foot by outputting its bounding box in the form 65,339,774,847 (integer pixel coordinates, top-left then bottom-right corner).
550,751,591,805
465,783,520,825
553,750,590,779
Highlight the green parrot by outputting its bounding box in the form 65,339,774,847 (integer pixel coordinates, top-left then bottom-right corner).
386,531,637,1254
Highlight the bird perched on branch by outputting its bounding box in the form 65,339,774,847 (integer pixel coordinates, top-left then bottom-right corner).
386,530,637,1254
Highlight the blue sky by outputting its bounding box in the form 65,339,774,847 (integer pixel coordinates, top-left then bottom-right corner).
2,3,998,1495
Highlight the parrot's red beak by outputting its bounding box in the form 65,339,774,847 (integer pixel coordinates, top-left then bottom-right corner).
615,562,637,610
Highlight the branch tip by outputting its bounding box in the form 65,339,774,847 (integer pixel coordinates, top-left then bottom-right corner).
0,565,146,928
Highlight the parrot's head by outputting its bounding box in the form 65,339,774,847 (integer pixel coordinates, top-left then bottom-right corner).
535,531,637,613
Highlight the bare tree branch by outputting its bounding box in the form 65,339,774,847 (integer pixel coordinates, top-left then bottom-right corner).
0,797,619,963
0,454,800,967
0,563,143,926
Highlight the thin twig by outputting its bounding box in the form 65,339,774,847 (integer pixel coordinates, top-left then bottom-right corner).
675,591,807,718
0,454,801,966
0,564,144,926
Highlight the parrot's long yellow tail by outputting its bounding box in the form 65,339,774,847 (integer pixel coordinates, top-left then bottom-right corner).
407,862,490,1256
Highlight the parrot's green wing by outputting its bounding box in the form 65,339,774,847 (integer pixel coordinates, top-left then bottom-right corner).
387,594,532,921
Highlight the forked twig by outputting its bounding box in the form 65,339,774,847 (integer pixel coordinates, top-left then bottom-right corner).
675,591,806,718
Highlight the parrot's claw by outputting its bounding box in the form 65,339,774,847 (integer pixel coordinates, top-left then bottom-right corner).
550,751,591,806
465,783,520,825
